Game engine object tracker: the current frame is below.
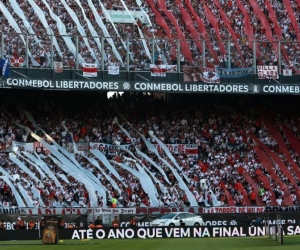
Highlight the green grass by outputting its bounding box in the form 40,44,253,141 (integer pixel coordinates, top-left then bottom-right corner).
0,236,299,250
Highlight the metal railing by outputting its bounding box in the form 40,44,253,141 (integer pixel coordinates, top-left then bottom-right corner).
1,32,299,73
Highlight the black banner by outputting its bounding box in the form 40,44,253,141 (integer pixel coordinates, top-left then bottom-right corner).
118,213,300,228
68,225,300,239
1,225,300,240
2,77,300,94
0,214,87,230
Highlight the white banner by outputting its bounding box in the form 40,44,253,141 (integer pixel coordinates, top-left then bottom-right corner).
150,64,177,77
89,142,131,155
105,9,149,24
94,207,136,215
54,61,63,73
12,141,198,156
11,141,33,152
82,63,97,77
108,66,120,75
202,67,220,83
257,65,279,79
283,69,292,76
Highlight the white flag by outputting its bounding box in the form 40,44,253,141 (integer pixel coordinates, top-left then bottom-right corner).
283,69,292,76
108,66,120,75
54,61,63,73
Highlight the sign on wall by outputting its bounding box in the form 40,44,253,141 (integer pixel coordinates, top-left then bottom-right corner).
257,66,279,79
3,78,300,94
106,10,149,24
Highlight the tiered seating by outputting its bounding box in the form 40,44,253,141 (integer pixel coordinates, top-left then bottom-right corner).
1,0,300,69
0,92,299,208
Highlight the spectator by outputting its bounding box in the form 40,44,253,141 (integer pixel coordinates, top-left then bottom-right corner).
94,216,104,228
112,216,120,228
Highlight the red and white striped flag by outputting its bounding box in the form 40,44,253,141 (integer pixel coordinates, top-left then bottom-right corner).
150,64,177,77
184,144,198,157
82,63,97,77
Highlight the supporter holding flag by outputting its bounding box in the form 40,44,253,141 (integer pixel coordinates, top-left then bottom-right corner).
0,58,10,77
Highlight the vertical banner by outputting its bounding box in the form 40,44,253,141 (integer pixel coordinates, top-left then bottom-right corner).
42,216,59,244
54,61,63,73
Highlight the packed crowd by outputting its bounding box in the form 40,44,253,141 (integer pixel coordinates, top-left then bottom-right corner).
1,0,300,70
0,91,300,209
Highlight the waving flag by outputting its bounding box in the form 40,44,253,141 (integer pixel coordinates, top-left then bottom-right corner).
0,58,10,77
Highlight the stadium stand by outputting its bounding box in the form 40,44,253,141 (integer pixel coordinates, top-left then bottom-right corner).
0,91,300,209
0,0,300,70
0,0,300,209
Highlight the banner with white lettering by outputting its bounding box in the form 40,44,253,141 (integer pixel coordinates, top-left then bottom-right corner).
257,66,279,79
3,78,300,94
183,66,220,83
82,63,98,77
1,78,124,91
68,225,300,239
1,225,300,240
119,212,300,228
108,66,120,75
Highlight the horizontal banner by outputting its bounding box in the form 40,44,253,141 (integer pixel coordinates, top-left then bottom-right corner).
119,212,300,228
1,213,300,231
1,226,299,241
69,225,299,239
203,206,265,214
183,66,220,83
1,78,129,91
0,214,87,231
3,78,300,94
217,67,253,78
106,9,149,24
2,206,300,216
89,142,131,155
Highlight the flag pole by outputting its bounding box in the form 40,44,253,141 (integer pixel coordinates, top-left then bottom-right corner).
51,33,54,71
1,32,3,58
76,35,79,71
